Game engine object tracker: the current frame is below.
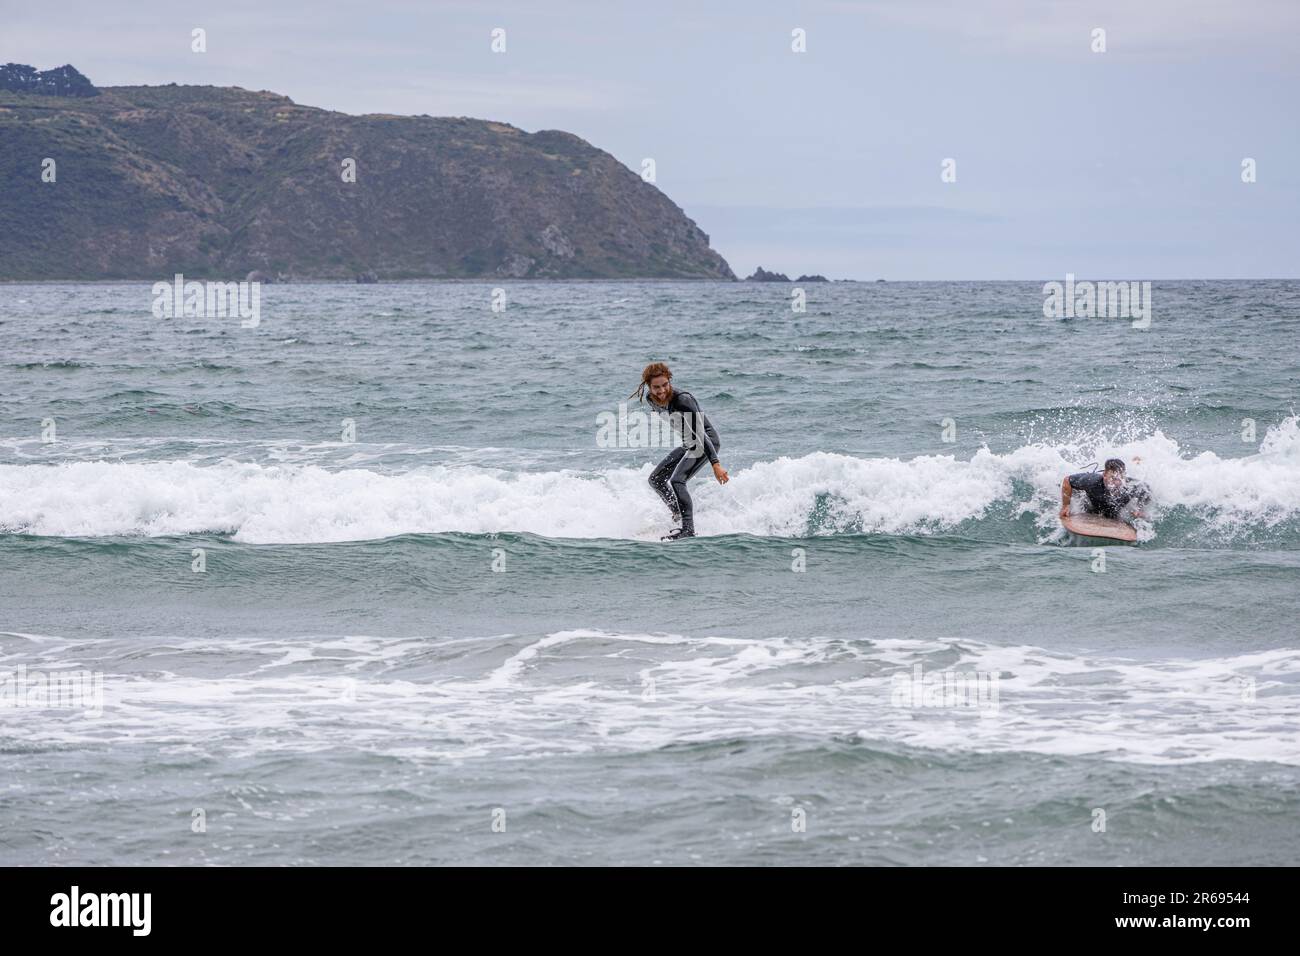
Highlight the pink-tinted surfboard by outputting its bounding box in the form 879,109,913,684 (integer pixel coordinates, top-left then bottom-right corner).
1061,513,1138,542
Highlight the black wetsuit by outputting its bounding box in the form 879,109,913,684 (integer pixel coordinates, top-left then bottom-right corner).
1067,472,1150,520
646,390,720,535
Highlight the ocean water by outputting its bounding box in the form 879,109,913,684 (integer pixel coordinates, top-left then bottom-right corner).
1,279,1298,866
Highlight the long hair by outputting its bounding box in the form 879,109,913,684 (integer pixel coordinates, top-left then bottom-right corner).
629,361,672,402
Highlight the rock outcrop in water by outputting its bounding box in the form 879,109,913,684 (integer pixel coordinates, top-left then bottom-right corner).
0,65,735,281
746,268,831,282
746,267,791,282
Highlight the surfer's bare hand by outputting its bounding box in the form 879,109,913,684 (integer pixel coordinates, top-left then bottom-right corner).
713,463,729,484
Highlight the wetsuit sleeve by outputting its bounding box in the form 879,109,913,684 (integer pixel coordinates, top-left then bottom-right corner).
1067,472,1099,492
675,392,720,464
1124,480,1152,507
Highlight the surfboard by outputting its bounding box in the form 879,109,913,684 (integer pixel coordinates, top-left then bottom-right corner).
1061,513,1137,542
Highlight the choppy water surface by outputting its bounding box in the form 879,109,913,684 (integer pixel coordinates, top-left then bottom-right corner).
1,280,1298,864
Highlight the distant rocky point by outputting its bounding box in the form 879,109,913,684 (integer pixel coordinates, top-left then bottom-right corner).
746,267,831,282
0,64,734,281
746,267,790,282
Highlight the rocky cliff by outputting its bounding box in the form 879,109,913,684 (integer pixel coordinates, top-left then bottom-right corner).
0,66,734,280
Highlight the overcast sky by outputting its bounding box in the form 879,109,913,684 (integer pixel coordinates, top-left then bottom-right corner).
6,0,1298,279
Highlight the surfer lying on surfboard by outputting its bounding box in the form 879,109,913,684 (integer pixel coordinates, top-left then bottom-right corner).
1059,458,1150,524
630,362,729,540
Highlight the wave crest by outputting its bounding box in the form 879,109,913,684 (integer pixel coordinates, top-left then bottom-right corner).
1,419,1297,543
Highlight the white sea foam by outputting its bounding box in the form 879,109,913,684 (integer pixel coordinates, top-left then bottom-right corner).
1,419,1297,542
2,629,1297,766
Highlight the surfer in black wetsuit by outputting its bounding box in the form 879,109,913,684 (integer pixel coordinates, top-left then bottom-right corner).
1059,458,1150,522
631,362,729,540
